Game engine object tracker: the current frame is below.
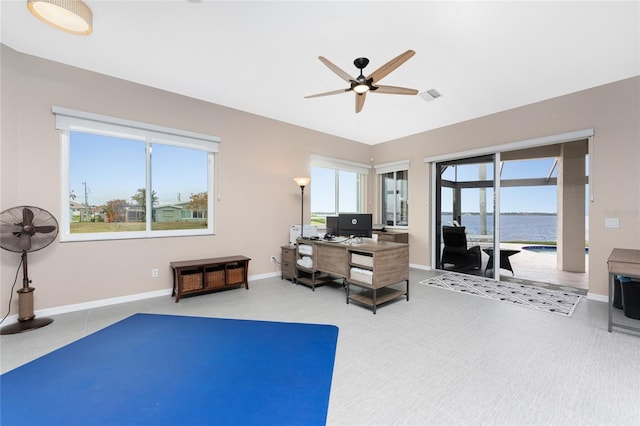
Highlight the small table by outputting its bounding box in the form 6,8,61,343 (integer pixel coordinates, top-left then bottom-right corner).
483,248,520,275
607,248,640,334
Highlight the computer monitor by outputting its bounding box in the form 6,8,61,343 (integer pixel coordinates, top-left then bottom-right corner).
338,213,373,238
325,216,339,237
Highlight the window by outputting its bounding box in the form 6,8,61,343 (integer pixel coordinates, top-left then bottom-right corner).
55,107,219,241
309,155,370,226
375,160,409,227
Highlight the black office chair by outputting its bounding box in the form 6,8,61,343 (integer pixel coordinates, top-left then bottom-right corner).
441,226,482,271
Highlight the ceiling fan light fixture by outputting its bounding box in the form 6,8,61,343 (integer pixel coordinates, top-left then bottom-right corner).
27,0,93,35
353,84,370,94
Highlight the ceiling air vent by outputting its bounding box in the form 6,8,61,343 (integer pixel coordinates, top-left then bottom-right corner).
419,89,442,102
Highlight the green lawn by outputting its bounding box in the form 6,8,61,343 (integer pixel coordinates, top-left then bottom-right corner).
70,222,206,233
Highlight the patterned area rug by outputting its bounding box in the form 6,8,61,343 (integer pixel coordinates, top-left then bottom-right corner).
419,272,581,316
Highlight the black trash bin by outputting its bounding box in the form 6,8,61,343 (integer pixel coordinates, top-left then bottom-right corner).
613,277,623,309
620,277,640,320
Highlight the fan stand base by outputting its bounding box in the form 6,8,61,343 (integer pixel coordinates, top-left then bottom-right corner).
1,283,53,335
1,317,54,335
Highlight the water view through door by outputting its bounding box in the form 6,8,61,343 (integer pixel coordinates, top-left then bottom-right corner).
435,155,500,279
433,145,589,292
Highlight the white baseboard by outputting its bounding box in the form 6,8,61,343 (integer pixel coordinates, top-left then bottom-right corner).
250,271,279,281
410,263,432,271
42,288,174,319
586,292,607,303
2,273,273,325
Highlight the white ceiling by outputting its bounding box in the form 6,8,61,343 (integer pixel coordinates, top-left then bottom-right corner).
1,1,639,145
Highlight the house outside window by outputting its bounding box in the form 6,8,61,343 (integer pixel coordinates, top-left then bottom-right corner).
309,155,370,226
375,160,409,227
55,107,219,241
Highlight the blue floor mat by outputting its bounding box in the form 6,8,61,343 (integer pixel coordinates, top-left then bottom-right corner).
1,314,339,425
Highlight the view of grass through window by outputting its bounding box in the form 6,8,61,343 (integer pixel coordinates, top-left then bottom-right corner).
68,131,209,235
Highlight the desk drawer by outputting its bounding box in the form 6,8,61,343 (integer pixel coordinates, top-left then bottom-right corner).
281,246,296,278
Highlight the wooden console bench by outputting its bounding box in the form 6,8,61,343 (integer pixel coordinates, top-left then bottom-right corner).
170,255,250,302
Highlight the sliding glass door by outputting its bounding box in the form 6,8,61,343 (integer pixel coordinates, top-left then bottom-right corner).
435,154,501,279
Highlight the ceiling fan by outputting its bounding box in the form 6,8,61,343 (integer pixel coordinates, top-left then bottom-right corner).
305,49,418,113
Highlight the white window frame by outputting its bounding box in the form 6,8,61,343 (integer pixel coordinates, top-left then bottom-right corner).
375,160,410,228
55,107,220,242
310,155,370,217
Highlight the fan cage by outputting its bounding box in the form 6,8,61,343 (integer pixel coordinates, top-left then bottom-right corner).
0,205,59,253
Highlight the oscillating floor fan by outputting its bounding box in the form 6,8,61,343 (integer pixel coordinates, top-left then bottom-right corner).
0,206,58,335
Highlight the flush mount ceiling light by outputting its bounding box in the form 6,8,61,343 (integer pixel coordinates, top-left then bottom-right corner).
27,0,93,35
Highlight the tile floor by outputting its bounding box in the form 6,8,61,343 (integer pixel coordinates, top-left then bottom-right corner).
2,269,640,425
493,243,589,291
448,243,589,292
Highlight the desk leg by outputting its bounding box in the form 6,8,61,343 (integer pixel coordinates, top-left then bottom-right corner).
406,280,410,301
345,282,350,304
372,289,377,315
608,272,613,332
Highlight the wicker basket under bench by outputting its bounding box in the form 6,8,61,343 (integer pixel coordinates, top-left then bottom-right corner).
170,255,250,302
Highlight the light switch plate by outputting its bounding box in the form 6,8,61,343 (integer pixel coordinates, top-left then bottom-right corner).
605,218,619,228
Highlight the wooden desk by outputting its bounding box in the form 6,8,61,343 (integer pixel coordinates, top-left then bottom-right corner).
607,248,640,333
372,230,409,244
295,239,409,313
281,246,296,281
345,241,410,314
170,255,250,302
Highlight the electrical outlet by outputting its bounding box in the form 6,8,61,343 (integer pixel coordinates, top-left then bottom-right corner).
151,268,159,278
270,256,277,263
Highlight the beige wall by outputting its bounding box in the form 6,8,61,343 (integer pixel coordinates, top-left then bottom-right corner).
373,76,640,296
1,44,638,314
557,141,587,273
0,46,371,311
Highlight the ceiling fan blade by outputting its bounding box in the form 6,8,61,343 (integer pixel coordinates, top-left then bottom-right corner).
318,56,356,83
22,208,34,227
373,85,419,95
355,92,366,113
18,233,31,251
305,88,350,99
367,50,416,84
34,225,57,234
